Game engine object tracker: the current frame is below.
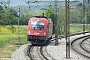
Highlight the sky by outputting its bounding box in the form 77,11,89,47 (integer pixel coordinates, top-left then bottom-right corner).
0,0,82,6
0,0,26,6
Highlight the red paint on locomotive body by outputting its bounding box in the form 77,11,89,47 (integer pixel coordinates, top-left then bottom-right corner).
28,18,49,36
27,16,53,45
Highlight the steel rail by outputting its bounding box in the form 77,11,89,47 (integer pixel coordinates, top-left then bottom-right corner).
52,31,90,40
39,39,56,60
40,46,49,60
71,35,90,59
27,39,53,60
37,46,45,60
44,46,56,60
27,45,33,60
80,36,90,53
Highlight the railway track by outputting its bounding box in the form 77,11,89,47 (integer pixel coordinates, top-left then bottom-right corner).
80,37,90,53
71,35,90,59
27,45,44,60
27,40,56,60
27,32,90,60
57,31,90,40
40,46,56,60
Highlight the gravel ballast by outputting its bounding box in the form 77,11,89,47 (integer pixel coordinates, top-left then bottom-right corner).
11,44,30,60
11,33,90,60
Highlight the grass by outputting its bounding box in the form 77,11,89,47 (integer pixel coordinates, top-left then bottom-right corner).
0,25,28,58
70,27,82,34
0,45,19,58
0,25,27,35
70,24,90,34
0,35,28,58
0,35,28,47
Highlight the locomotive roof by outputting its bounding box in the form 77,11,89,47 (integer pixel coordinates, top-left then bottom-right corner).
31,16,52,23
33,16,48,19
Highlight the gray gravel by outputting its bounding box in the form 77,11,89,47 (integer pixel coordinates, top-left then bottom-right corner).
82,39,90,52
47,33,90,60
11,44,30,60
11,33,90,60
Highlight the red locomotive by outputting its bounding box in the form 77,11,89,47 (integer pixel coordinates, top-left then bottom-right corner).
27,16,53,45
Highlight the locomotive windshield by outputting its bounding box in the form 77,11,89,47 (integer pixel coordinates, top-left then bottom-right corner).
31,21,44,30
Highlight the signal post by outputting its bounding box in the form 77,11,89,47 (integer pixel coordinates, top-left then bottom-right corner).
17,6,20,45
55,0,60,46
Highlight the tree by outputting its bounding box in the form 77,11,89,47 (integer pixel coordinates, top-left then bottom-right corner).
45,6,66,35
0,5,3,10
87,5,90,24
45,6,56,34
20,13,33,25
0,5,18,25
0,5,5,25
57,6,65,35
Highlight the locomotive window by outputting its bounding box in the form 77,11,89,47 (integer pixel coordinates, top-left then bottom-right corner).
31,21,44,30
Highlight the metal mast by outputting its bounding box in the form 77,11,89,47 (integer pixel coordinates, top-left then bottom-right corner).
55,0,58,46
17,6,20,45
65,0,70,59
83,0,85,34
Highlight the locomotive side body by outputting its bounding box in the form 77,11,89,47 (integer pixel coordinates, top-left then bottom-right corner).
27,17,53,45
48,18,53,39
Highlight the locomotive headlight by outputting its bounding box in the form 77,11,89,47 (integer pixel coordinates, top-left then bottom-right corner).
28,31,30,34
44,32,46,35
37,33,39,35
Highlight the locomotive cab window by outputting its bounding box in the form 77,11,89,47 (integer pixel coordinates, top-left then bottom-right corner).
31,21,44,30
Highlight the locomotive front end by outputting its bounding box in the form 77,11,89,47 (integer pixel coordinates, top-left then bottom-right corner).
27,17,49,45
